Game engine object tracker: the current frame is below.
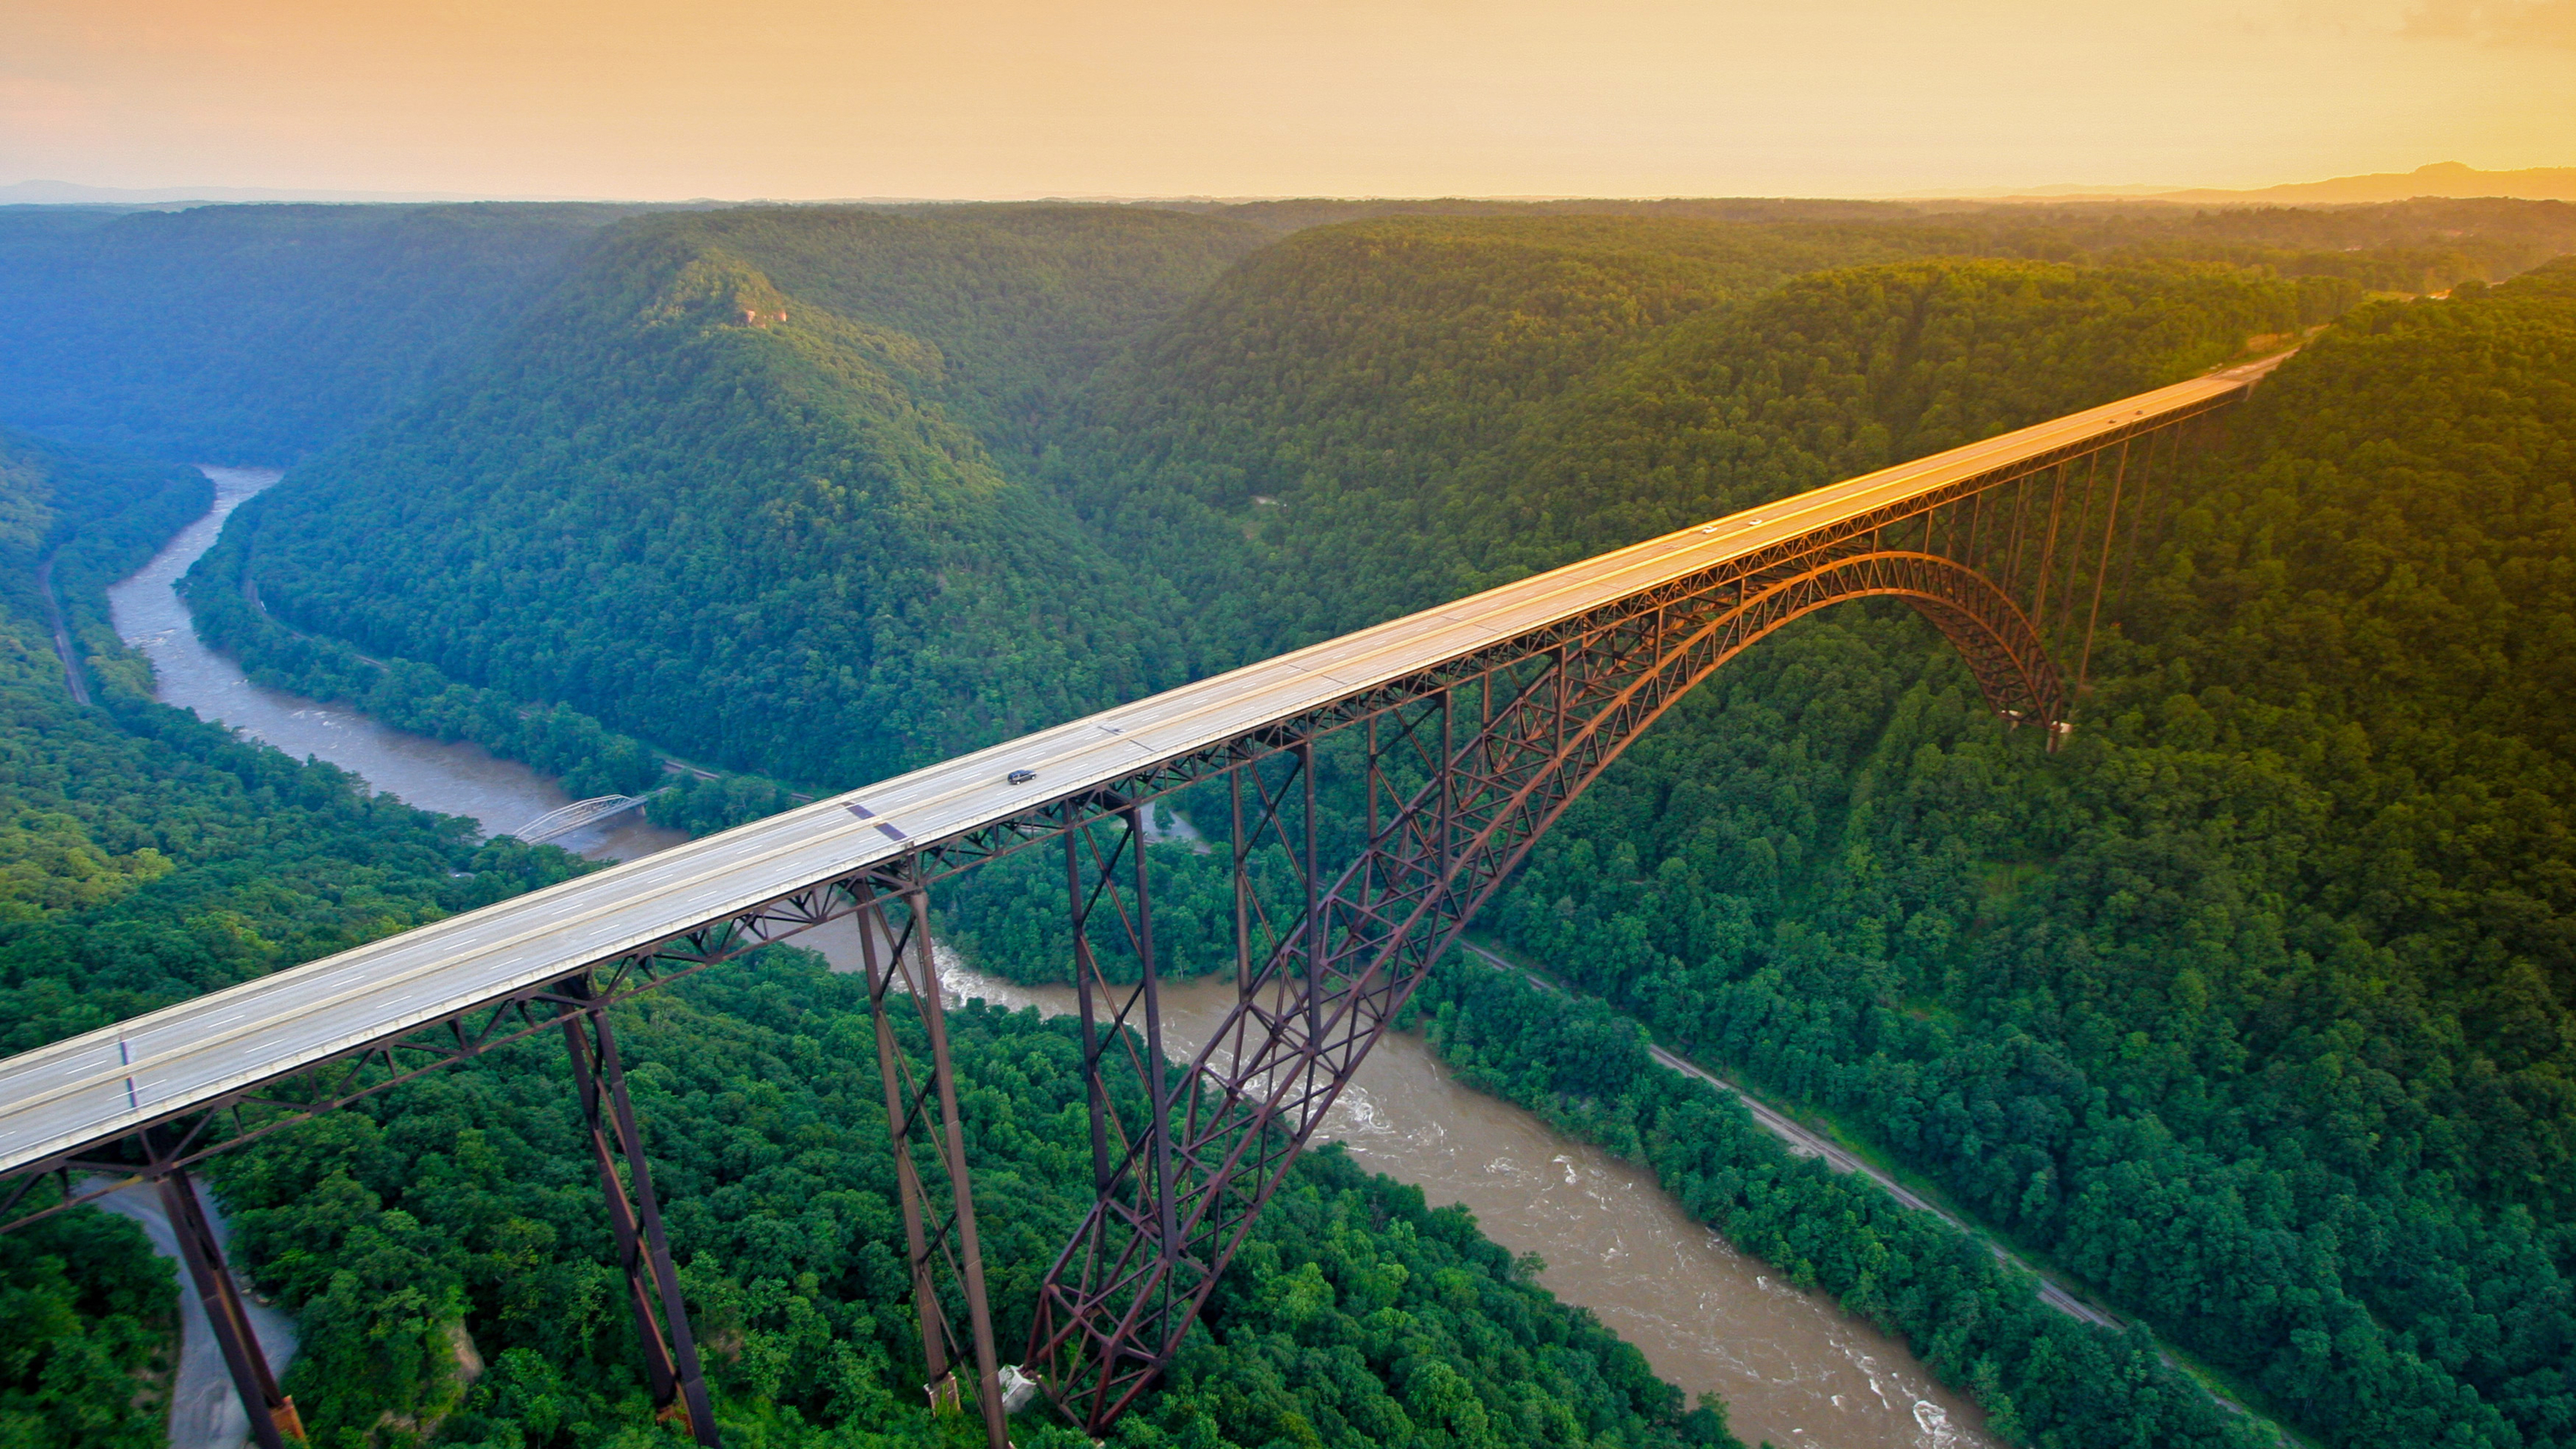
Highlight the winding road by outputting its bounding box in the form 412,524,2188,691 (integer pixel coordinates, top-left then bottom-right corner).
87,1180,298,1449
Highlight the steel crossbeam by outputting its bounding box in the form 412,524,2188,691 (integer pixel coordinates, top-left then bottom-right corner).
0,369,2263,1445
853,870,1010,1446
1020,428,2197,1428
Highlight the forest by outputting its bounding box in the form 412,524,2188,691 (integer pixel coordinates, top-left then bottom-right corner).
1,194,2572,1448
0,203,661,462
0,421,1732,1448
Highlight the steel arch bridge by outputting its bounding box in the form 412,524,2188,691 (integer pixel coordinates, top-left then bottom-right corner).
0,357,2283,1448
509,794,652,846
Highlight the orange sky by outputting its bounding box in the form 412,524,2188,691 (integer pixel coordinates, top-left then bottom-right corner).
3,0,2569,199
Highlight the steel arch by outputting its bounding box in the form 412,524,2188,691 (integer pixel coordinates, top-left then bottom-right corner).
1026,549,2071,1428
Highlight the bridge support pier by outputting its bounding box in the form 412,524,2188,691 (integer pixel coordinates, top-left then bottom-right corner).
156,1165,303,1447
854,872,1011,1449
556,977,720,1446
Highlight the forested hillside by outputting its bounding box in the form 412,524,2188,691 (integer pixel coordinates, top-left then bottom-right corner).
0,431,1727,1448
8,197,2573,1448
0,429,592,1445
1061,249,2309,663
1051,215,1974,658
1479,264,2576,1448
223,207,1260,786
0,203,649,461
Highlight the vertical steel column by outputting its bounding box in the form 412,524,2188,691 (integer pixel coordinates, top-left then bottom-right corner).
2053,450,2104,649
1364,714,1379,845
1125,802,1181,1316
910,877,1009,1445
2028,461,2071,646
1301,739,1321,1043
2075,437,2133,696
2115,422,2175,613
558,978,720,1446
1230,767,1252,993
860,902,951,1390
2002,471,2034,600
1039,800,1194,1428
1440,688,1456,876
860,878,1010,1449
156,1166,301,1448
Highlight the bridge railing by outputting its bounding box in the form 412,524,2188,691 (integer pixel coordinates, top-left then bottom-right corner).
0,356,2285,1448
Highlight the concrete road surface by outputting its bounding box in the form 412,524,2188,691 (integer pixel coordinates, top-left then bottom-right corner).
89,1179,299,1449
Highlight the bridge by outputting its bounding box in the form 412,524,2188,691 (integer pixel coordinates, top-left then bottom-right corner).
0,356,2283,1448
507,794,652,846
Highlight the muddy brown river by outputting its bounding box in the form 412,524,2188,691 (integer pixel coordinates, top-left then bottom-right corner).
108,467,687,862
801,917,1994,1449
114,466,1994,1449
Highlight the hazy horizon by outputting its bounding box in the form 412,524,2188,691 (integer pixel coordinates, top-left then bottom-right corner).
6,0,2571,203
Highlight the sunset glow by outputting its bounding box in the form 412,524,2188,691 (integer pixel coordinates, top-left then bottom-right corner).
4,0,2570,199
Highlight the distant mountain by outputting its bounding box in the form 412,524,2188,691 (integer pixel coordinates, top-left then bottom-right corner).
2158,161,2576,205
1927,161,2576,208
0,179,559,205
0,202,657,459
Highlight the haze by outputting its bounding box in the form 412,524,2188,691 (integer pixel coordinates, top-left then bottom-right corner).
3,0,2572,200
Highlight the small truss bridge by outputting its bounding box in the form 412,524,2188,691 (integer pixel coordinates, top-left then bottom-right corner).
0,357,2287,1449
508,795,650,846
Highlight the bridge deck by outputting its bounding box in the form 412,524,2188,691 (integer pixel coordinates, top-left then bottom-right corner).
0,359,2282,1178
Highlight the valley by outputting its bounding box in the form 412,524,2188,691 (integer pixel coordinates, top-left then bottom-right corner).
2,194,2572,1449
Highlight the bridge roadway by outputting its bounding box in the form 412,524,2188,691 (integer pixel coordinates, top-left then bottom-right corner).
0,357,2284,1182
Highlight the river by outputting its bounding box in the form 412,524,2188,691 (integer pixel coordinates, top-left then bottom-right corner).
107,467,689,862
111,466,1994,1449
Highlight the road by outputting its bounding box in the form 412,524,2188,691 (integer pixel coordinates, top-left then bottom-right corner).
1451,941,2126,1329
86,1179,298,1449
35,554,91,706
1448,940,2296,1436
0,362,2280,1185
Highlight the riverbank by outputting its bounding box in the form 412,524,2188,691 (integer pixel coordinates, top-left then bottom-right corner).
110,467,686,861
115,470,1996,1448
1449,932,2294,1445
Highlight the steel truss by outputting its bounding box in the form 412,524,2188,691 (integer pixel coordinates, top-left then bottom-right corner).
558,975,720,1445
0,401,2222,1448
1022,408,2205,1428
851,870,1011,1446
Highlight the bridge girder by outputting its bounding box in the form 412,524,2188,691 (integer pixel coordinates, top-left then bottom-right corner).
0,383,2239,1449
1024,541,2090,1427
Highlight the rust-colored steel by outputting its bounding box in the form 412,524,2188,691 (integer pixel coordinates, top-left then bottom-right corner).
856,870,1010,1449
0,395,2244,1446
1027,545,2070,1430
557,976,720,1446
159,1163,303,1446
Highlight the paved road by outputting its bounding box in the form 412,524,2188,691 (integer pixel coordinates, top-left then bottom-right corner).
0,362,2281,1185
86,1179,298,1449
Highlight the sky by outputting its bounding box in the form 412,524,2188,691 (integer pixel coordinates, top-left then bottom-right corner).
3,0,2569,201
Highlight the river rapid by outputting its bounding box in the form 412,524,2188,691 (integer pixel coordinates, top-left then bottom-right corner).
113,466,1993,1449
